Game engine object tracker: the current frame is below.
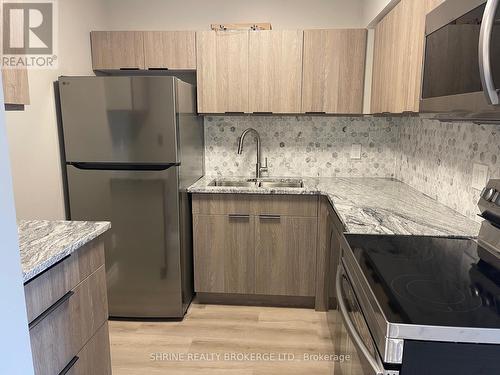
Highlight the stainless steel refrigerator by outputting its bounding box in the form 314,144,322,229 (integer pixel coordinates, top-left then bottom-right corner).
58,76,204,319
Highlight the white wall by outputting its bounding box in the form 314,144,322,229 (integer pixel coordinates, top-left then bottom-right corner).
0,77,34,374
361,0,395,27
5,0,107,219
103,0,366,30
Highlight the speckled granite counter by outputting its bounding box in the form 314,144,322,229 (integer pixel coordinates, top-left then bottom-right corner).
188,176,481,237
19,220,111,283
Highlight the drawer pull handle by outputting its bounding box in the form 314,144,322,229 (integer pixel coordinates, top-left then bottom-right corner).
59,356,79,375
259,215,281,220
228,214,250,219
28,291,75,330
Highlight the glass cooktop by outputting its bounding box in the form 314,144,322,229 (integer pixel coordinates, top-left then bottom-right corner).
345,234,500,329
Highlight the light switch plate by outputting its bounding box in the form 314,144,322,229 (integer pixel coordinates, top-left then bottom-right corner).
351,144,362,160
472,163,489,190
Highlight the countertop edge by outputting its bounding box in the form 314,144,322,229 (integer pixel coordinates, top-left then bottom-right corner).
22,221,111,284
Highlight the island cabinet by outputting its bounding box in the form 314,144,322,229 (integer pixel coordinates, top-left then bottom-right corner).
192,194,318,304
24,238,111,375
371,0,445,113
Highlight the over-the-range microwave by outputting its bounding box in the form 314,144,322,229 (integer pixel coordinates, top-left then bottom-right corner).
421,0,500,122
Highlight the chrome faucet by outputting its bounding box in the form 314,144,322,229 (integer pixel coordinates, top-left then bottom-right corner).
237,128,268,179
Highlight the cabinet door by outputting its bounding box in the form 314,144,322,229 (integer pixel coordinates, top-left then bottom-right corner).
144,31,196,70
248,30,303,113
371,0,445,113
255,216,316,297
371,2,402,114
91,31,145,70
2,68,29,105
196,31,249,113
329,223,342,308
315,198,333,311
401,0,445,111
193,214,255,294
302,29,367,114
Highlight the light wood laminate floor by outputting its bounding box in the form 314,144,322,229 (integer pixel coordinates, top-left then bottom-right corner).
110,303,338,374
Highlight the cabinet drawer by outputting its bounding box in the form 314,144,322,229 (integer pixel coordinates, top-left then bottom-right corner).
29,266,108,375
192,194,318,217
254,195,317,217
24,239,105,324
193,194,253,215
68,322,112,375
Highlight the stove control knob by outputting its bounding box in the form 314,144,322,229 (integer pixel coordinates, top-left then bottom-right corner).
482,188,497,201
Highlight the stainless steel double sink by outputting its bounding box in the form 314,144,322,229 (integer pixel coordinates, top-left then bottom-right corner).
209,178,304,189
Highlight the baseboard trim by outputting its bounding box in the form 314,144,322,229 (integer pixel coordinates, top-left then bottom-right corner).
195,293,315,309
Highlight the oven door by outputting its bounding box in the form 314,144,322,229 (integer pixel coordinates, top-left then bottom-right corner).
334,265,396,375
420,0,500,121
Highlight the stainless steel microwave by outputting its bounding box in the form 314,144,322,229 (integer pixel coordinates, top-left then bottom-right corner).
421,0,500,122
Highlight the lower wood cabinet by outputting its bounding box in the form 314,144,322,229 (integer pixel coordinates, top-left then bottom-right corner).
255,215,316,296
192,194,318,300
194,214,255,294
69,322,112,375
24,238,111,375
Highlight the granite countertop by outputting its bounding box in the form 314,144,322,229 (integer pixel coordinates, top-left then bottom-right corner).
19,220,111,283
188,176,481,237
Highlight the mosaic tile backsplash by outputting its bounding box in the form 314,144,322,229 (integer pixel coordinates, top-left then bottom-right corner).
204,116,399,178
204,115,500,222
396,117,500,221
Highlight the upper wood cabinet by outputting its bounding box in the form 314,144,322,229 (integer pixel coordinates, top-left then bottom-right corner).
91,31,197,71
196,31,249,113
143,31,196,70
302,29,367,114
2,68,30,105
91,31,145,70
371,0,445,113
249,30,303,113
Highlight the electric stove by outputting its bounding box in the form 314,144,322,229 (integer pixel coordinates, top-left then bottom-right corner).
334,179,500,375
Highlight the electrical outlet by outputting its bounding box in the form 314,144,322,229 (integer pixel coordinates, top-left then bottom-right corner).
351,144,362,160
472,163,489,190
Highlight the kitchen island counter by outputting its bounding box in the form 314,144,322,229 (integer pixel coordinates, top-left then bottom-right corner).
19,220,111,283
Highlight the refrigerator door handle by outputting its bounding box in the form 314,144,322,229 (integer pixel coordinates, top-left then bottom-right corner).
68,162,178,171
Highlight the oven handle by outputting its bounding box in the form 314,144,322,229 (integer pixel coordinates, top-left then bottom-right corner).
479,0,500,105
336,266,385,375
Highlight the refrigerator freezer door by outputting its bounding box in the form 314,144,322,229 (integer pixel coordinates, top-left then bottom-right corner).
66,164,185,318
59,76,179,164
